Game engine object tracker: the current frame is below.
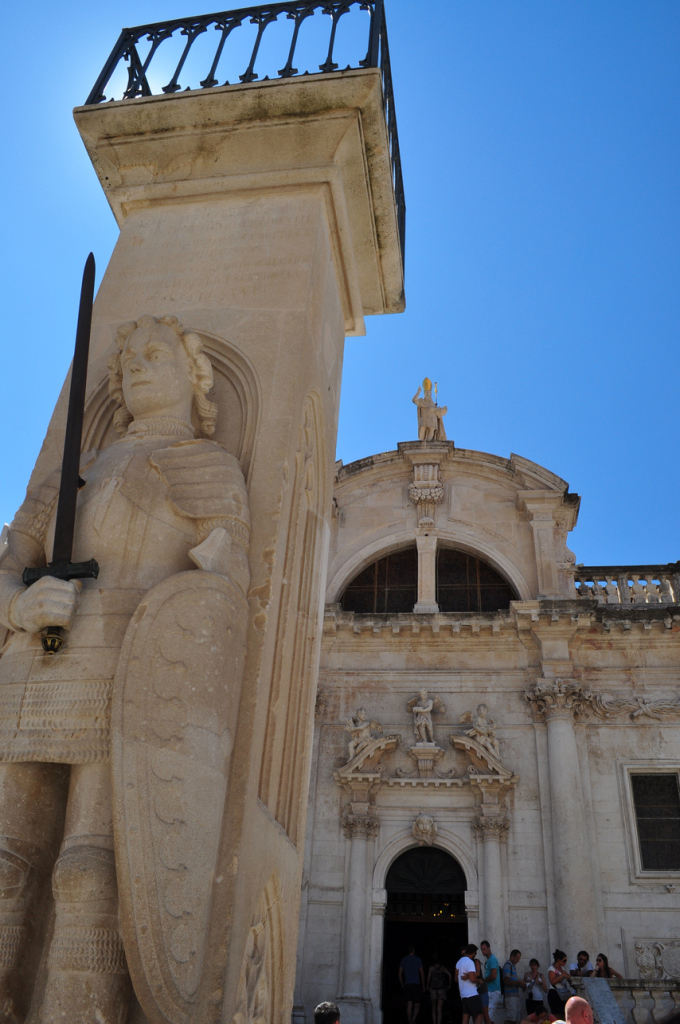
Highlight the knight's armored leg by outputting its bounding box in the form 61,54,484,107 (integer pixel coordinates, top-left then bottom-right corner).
0,763,67,1024
39,763,130,1024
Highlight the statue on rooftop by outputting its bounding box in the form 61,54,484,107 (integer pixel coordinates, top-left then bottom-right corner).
0,314,250,1023
412,377,447,441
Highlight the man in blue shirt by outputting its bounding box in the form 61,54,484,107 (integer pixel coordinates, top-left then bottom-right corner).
480,940,502,1023
502,949,526,1024
399,945,425,1024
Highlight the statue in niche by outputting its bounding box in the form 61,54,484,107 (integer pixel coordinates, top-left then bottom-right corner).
407,689,446,745
344,708,383,761
460,704,501,761
412,377,447,441
0,314,250,1023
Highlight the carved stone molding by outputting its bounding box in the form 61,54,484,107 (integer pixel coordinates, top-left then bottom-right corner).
472,816,510,842
525,678,592,721
591,692,680,721
408,463,444,527
412,815,438,846
635,940,680,981
342,815,379,841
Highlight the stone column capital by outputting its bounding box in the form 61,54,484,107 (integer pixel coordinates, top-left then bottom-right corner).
525,678,592,722
472,816,510,842
342,814,379,840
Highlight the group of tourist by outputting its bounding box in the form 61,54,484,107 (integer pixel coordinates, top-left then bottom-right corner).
393,941,623,1024
312,942,624,1024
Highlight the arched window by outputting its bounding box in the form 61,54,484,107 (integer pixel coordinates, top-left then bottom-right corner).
436,547,517,612
339,544,517,614
340,546,417,613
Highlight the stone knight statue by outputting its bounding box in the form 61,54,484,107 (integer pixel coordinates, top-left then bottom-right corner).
412,377,447,441
0,315,250,1023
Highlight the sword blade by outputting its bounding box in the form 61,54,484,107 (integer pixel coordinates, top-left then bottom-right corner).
51,253,96,565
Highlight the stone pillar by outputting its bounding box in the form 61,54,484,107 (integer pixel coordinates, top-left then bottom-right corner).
474,816,509,954
526,679,597,955
24,71,405,1024
340,815,378,1023
414,533,439,613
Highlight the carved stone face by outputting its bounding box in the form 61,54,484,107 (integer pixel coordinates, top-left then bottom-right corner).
121,322,194,421
478,704,488,717
418,689,428,700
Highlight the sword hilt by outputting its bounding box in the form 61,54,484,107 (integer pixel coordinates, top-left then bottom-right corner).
22,560,99,654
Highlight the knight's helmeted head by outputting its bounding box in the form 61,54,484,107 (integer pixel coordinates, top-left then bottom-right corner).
108,314,217,437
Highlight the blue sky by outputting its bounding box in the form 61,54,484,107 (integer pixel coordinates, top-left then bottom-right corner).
1,1,678,565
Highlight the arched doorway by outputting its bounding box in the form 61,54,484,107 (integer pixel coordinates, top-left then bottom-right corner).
382,846,467,1023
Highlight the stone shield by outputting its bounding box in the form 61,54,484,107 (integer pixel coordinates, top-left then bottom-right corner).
111,570,249,1024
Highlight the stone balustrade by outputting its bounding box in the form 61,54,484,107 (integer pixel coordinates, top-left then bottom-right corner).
571,977,680,1024
574,565,680,606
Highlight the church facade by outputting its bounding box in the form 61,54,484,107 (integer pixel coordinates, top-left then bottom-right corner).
292,399,680,1023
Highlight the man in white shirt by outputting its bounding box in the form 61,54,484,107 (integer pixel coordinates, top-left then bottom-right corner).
456,943,483,1024
569,952,595,977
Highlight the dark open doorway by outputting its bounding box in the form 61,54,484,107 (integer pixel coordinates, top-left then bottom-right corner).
382,847,468,1024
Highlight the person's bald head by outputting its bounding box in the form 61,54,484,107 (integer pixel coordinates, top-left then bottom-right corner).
565,996,594,1024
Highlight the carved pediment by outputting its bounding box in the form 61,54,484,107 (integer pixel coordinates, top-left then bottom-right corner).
450,734,514,780
335,733,401,779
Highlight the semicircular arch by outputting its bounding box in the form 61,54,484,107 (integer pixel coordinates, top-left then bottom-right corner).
372,828,479,897
327,528,532,604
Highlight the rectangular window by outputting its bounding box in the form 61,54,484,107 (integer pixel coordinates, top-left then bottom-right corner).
631,773,680,870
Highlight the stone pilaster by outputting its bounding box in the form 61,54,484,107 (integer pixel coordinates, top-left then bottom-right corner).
339,815,378,1021
525,679,596,955
473,816,509,956
517,491,578,598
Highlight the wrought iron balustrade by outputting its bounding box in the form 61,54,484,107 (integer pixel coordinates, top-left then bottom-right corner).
574,563,680,606
85,0,405,267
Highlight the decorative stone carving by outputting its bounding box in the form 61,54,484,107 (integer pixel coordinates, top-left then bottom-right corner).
408,463,444,527
0,314,251,1021
634,941,680,981
335,709,401,782
232,876,284,1024
412,814,438,846
472,816,510,842
396,744,450,780
460,705,501,761
407,690,445,745
591,693,680,721
314,688,329,720
525,678,593,720
342,815,380,840
412,378,447,441
344,708,383,761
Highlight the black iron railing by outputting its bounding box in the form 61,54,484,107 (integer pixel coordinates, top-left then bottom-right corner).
85,0,405,268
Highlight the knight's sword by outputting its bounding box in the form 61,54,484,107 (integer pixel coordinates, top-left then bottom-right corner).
22,253,100,653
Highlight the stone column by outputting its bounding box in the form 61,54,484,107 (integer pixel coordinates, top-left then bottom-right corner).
526,679,597,955
474,816,509,953
340,816,378,1023
414,533,439,613
43,71,403,1024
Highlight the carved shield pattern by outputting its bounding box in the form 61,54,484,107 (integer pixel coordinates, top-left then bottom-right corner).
112,571,249,1024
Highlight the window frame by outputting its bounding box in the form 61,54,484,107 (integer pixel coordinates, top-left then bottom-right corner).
619,761,680,883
